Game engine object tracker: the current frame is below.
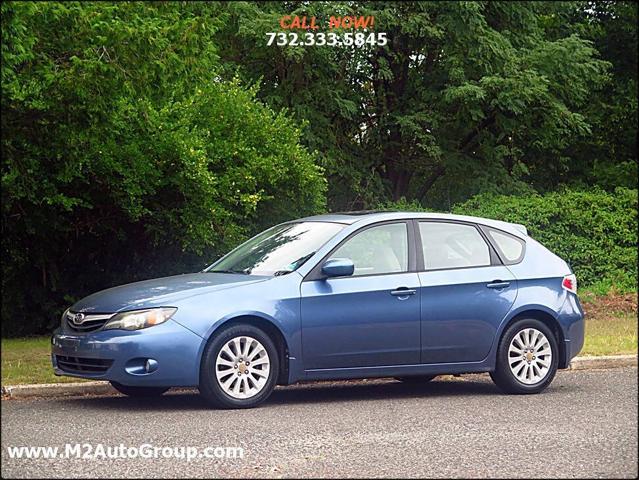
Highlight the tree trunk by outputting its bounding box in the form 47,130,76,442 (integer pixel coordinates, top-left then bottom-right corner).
416,164,446,202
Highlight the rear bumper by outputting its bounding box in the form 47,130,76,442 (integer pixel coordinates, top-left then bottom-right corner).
51,319,203,387
558,293,585,368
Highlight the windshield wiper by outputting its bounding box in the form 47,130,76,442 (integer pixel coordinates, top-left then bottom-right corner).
208,269,249,274
272,270,292,276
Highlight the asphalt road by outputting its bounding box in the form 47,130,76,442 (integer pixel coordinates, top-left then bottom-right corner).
2,367,637,478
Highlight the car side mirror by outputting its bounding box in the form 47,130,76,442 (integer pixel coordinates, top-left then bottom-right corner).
321,258,355,278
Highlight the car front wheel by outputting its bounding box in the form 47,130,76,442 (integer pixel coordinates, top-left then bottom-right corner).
490,318,559,394
199,324,279,409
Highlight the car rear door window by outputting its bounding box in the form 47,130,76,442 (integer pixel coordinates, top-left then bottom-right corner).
419,222,491,270
330,223,408,276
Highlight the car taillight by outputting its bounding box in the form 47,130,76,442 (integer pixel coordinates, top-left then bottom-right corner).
562,274,577,294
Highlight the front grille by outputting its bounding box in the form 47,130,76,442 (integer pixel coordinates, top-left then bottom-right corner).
56,355,113,374
66,312,112,333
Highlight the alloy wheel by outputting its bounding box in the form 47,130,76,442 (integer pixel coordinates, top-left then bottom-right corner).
215,336,271,399
507,328,553,385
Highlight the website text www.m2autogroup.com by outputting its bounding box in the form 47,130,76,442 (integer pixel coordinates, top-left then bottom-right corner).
5,443,244,462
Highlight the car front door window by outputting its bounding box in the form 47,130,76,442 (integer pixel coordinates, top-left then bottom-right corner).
330,223,408,276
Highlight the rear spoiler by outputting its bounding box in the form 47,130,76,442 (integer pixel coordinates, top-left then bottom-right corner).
490,219,528,237
511,223,528,236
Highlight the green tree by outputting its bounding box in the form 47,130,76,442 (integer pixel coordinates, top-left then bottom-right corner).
1,2,325,335
216,1,612,209
555,1,638,191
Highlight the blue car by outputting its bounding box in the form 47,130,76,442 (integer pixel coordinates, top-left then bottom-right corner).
52,211,584,408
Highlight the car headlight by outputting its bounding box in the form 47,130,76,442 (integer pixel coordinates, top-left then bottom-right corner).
103,307,177,331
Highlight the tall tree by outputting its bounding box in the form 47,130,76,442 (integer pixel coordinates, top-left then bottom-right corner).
553,1,638,190
216,1,611,209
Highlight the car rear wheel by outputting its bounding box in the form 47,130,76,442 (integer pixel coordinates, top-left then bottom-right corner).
199,324,279,409
395,375,437,383
110,382,169,397
490,318,558,394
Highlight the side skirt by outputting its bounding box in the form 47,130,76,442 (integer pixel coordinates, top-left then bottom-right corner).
302,360,494,382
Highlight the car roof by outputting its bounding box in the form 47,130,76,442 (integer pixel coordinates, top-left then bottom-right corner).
295,211,528,238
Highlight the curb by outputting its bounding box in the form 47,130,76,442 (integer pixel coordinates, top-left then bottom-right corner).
568,354,637,371
2,381,117,399
2,354,637,399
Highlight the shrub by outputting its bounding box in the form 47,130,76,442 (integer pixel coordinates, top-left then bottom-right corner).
453,188,638,291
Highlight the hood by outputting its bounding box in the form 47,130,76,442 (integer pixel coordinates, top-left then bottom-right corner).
71,273,269,313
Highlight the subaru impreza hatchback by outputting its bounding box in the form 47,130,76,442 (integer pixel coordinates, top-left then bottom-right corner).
52,211,584,408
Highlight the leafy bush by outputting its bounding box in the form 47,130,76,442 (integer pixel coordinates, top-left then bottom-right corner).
453,188,638,291
1,3,325,336
381,189,637,292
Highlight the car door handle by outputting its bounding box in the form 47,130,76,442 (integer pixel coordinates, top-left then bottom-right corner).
487,280,510,289
390,288,417,297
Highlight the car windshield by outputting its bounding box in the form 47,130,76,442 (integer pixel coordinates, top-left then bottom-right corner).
207,222,345,276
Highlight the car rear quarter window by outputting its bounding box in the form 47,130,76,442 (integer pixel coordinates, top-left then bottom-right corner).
486,228,525,264
419,222,491,270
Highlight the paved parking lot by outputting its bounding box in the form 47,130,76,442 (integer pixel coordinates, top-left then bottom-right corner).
2,367,637,478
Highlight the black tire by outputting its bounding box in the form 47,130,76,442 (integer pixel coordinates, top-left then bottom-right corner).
395,375,437,383
490,318,559,394
110,382,169,397
198,324,279,409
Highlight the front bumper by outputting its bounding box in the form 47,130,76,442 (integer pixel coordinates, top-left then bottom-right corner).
51,319,203,387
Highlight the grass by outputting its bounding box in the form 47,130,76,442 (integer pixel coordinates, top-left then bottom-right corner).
1,337,88,386
1,292,637,386
581,311,637,356
580,290,637,356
